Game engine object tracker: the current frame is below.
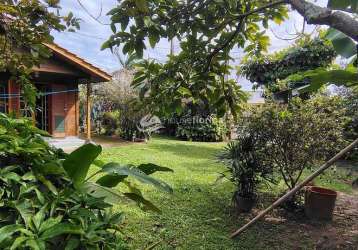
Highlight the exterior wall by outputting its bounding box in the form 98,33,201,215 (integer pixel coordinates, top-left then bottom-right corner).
65,86,79,137
49,84,66,137
7,80,20,116
48,83,79,138
5,82,79,138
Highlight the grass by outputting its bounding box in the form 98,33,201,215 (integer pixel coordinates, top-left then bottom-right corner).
96,136,356,250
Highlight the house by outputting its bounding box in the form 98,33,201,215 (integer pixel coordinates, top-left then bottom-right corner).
246,91,265,105
0,43,111,138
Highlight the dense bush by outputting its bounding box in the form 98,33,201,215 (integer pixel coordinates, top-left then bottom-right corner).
338,87,358,160
102,111,121,136
0,114,172,249
117,100,146,140
175,115,228,142
240,96,347,206
239,37,336,92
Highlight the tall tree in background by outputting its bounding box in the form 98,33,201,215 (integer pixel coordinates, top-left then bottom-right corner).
103,0,357,107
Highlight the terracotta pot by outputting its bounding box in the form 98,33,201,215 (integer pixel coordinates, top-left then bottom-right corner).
305,186,337,220
235,193,256,212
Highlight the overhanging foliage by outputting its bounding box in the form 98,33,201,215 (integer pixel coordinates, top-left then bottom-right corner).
239,38,337,92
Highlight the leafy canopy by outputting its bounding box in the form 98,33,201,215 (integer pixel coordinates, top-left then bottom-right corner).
103,0,358,108
239,37,337,92
103,0,288,116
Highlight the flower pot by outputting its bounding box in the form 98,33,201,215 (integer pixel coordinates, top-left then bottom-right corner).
234,193,256,213
305,186,337,221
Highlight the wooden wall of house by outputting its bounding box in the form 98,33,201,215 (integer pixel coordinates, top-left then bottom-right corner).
8,80,20,116
65,85,79,137
48,83,79,138
2,78,79,138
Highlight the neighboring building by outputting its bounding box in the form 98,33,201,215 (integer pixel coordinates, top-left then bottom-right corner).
246,91,265,105
0,43,111,138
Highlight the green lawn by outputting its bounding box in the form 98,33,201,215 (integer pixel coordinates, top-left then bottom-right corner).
96,136,356,250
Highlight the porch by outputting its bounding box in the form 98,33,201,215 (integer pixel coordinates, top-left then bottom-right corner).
0,42,111,140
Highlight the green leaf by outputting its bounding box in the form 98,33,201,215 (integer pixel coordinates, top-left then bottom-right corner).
177,87,192,97
327,0,351,9
111,23,116,33
64,238,80,250
296,68,358,93
93,159,105,167
35,189,45,205
11,201,33,227
32,206,46,231
10,236,28,250
63,143,102,187
0,225,23,243
101,163,173,193
37,174,58,195
120,16,130,31
25,239,46,250
101,40,111,51
81,182,124,204
39,216,62,234
34,161,64,175
40,223,84,240
326,28,357,58
96,174,127,188
149,33,160,48
135,0,149,12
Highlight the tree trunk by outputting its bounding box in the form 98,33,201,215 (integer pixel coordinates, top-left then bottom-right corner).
289,0,358,42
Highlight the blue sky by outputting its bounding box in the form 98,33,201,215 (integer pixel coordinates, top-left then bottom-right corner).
53,0,325,91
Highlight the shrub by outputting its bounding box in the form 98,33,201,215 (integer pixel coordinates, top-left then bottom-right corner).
175,115,228,142
102,110,121,136
338,87,358,160
0,114,172,249
217,134,274,200
240,96,347,206
118,100,146,140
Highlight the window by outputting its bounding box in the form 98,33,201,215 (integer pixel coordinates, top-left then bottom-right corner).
0,83,8,113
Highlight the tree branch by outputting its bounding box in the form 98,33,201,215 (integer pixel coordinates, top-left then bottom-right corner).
289,0,358,42
205,19,244,72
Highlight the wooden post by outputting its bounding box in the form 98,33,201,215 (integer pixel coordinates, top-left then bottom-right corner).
86,82,91,141
31,110,36,126
170,39,174,56
230,138,358,239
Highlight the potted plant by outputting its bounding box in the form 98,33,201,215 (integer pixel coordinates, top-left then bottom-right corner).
217,134,273,212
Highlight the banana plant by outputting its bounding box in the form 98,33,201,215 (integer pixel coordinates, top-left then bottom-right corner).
288,0,358,94
326,0,357,59
62,143,173,212
293,66,358,94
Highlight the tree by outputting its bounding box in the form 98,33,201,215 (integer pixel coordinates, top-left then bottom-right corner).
239,36,337,93
114,47,139,70
241,96,347,206
103,0,357,112
0,0,79,107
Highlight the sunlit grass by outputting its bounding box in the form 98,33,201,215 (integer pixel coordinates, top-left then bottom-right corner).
95,136,356,249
